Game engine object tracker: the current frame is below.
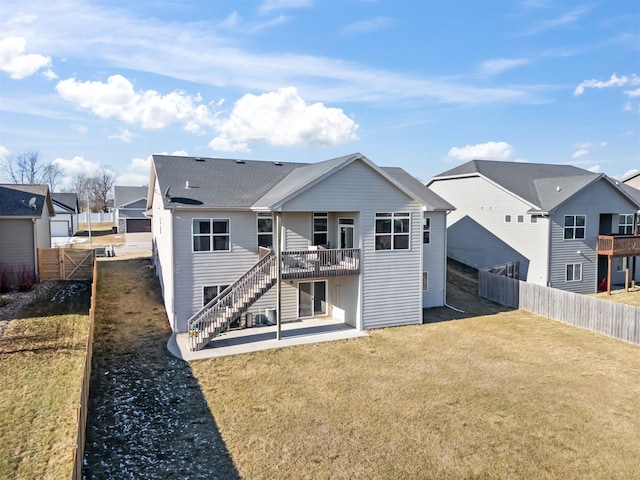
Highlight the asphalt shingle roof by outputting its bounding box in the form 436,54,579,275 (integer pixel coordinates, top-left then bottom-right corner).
152,153,452,212
114,186,149,207
52,192,79,212
0,184,52,217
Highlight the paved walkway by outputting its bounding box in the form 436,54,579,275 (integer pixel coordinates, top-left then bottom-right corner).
168,318,369,361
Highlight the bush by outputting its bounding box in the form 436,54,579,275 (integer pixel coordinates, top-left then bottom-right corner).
0,264,13,293
16,265,37,292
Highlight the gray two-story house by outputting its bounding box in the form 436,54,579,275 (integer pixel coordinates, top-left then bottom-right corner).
147,153,453,350
427,160,640,294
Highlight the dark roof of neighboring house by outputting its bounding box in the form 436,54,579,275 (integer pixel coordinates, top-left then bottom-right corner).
51,192,79,213
114,185,148,208
0,184,54,217
150,153,453,212
428,159,640,213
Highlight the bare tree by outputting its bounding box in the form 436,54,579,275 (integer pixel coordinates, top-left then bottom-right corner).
87,169,116,212
69,174,90,211
41,162,64,192
6,150,43,184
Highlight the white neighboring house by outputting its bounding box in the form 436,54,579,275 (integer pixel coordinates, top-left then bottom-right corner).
427,159,640,293
113,185,151,233
50,193,79,237
146,153,454,350
623,171,640,191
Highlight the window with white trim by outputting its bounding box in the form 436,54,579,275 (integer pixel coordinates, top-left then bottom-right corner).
313,212,328,246
193,219,230,252
257,213,273,248
619,214,634,235
203,285,229,306
505,215,512,223
564,215,585,240
517,215,524,223
423,214,431,244
615,257,628,272
565,263,582,282
530,215,538,224
375,212,410,250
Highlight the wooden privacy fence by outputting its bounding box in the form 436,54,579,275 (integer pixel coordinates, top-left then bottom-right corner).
71,257,97,479
38,248,95,281
479,269,640,345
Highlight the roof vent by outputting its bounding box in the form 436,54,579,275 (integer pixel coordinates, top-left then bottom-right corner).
274,161,283,166
186,180,191,189
194,157,205,162
236,159,246,164
556,186,561,192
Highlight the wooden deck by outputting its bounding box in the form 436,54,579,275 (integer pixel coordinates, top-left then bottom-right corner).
597,235,640,256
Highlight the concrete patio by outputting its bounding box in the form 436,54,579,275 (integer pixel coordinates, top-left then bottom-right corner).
167,318,369,361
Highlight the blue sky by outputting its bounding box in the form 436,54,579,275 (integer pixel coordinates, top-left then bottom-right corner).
0,0,638,190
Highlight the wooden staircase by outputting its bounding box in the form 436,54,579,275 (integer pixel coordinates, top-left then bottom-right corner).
187,251,277,351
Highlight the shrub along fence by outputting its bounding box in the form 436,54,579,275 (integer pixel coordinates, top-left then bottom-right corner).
479,269,640,345
71,257,97,480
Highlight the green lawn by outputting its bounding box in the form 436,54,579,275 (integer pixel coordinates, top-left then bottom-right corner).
191,311,640,480
0,284,90,480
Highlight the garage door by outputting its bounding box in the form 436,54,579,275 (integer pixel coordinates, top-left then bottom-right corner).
126,219,151,233
51,220,71,237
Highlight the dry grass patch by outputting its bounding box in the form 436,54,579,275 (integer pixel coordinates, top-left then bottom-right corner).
191,312,640,480
591,287,640,307
0,282,90,480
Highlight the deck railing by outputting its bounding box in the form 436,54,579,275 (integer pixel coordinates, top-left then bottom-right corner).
282,248,360,279
597,235,640,256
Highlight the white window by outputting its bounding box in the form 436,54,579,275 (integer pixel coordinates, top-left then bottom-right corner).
423,214,431,244
193,219,230,252
615,257,628,272
375,212,410,250
257,213,273,248
313,212,328,246
203,284,230,306
505,215,512,223
422,272,428,291
566,263,582,282
619,214,634,235
564,215,585,240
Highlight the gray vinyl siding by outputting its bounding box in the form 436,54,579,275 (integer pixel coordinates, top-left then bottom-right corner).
430,176,549,285
422,211,447,308
35,211,51,249
549,180,639,293
282,159,423,329
282,212,310,250
0,219,35,268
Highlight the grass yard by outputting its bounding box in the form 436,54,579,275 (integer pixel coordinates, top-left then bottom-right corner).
191,312,640,479
0,282,91,480
592,287,640,307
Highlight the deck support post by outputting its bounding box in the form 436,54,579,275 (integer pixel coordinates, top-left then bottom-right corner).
607,255,612,295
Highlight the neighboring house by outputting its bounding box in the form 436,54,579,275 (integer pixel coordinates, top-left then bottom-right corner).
51,192,79,237
147,153,453,350
113,185,151,233
622,171,640,191
0,184,54,283
427,160,640,294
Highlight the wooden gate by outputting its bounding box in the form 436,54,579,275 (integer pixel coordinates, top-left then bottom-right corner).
38,248,95,281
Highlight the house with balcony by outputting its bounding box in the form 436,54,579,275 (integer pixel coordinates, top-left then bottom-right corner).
427,160,640,294
147,153,453,350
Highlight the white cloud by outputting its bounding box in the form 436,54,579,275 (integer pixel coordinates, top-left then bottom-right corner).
260,0,313,14
621,168,639,180
108,128,135,143
0,36,52,79
519,5,592,37
479,58,530,76
586,165,601,173
71,124,88,134
574,73,640,96
572,149,589,159
116,155,152,186
625,88,640,98
0,145,9,163
210,87,359,151
52,155,101,178
446,141,516,162
576,141,592,149
55,74,217,131
342,17,394,35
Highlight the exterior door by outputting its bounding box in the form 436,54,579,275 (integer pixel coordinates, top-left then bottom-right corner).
339,218,355,249
298,281,327,318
